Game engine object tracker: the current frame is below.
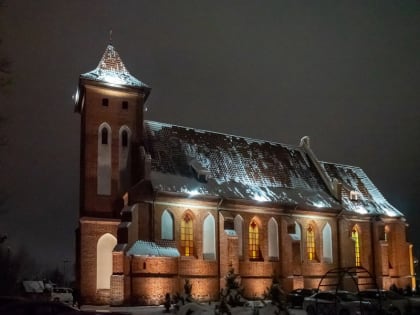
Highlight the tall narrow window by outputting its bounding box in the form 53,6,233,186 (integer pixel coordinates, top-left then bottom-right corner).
384,225,390,242
181,213,194,256
203,214,216,260
268,218,279,260
101,128,108,144
161,210,174,240
121,130,128,147
97,123,111,195
119,126,131,192
102,98,109,106
352,227,361,267
385,225,392,268
249,219,261,260
306,225,315,261
122,101,128,109
234,215,244,258
322,223,333,263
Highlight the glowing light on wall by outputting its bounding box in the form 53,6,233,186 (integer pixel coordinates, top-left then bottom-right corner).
97,233,117,289
384,208,397,217
188,189,199,196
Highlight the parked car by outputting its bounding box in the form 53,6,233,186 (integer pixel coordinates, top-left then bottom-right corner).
286,288,317,308
50,287,73,304
303,290,374,315
359,289,410,315
0,300,132,315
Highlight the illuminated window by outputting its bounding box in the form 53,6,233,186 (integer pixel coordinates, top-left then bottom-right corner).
306,225,316,261
384,225,390,242
181,213,194,256
352,227,361,266
249,219,261,260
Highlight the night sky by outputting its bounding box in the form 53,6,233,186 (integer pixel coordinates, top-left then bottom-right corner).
0,1,419,271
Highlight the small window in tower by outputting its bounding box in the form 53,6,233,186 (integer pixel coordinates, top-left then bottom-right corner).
101,128,108,145
122,101,128,110
122,130,128,147
102,98,109,106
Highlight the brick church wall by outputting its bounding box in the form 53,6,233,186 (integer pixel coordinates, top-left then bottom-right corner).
79,217,120,304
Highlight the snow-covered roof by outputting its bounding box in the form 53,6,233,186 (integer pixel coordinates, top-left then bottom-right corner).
322,163,403,217
81,44,149,89
143,121,403,217
127,240,180,257
22,281,45,293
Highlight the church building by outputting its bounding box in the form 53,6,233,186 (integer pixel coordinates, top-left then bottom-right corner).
74,43,415,305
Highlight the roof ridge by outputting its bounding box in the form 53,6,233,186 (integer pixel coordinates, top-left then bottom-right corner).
145,120,300,150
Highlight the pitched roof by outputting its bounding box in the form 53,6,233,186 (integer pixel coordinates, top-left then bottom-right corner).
322,162,402,217
144,121,402,217
81,44,149,89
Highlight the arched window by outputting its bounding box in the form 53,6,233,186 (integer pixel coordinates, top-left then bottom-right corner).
268,218,279,260
97,123,111,195
101,128,108,144
181,213,194,256
97,233,117,289
119,126,131,192
234,215,244,258
306,224,316,261
121,130,128,147
249,219,261,260
161,210,174,240
385,225,390,242
352,226,361,267
385,225,392,268
322,223,333,263
203,214,216,260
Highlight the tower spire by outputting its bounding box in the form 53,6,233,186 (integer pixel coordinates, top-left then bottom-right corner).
109,29,113,45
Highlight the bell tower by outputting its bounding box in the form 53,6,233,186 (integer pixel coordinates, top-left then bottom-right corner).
74,42,151,304
74,43,151,218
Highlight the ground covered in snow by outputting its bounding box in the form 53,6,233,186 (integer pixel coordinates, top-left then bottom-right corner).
82,302,307,315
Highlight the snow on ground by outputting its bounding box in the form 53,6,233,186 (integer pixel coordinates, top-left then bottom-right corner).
81,303,307,315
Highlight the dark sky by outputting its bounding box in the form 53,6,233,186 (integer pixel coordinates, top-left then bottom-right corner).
0,1,419,271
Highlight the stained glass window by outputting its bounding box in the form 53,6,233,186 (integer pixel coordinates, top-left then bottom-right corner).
307,225,315,261
249,220,260,259
181,213,193,256
352,227,361,266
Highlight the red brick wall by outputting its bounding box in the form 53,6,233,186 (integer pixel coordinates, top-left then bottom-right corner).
80,83,145,216
79,217,120,304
